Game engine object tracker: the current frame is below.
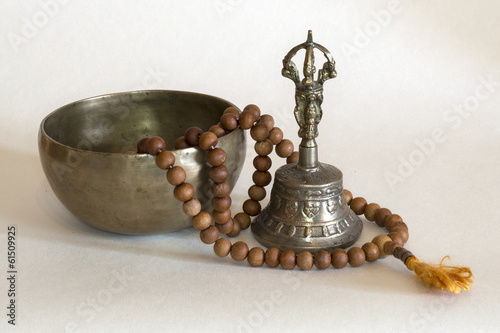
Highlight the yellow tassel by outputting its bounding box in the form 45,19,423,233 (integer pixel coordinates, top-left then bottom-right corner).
405,256,473,293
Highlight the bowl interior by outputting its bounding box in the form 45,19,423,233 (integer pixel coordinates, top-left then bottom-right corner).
43,90,229,153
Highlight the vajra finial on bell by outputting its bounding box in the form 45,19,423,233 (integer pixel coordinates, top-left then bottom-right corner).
281,30,337,168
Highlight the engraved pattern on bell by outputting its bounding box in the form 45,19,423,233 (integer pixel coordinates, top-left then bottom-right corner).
285,200,299,218
327,199,336,214
271,195,281,211
303,201,320,218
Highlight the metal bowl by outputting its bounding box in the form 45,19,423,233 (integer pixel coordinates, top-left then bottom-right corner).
38,90,246,235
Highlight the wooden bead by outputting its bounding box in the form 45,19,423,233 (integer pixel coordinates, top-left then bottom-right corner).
247,247,265,267
223,106,240,117
146,136,166,155
200,225,219,244
361,242,380,262
198,132,218,151
206,148,227,167
268,127,284,145
248,185,266,201
297,251,313,270
257,114,275,131
239,110,256,130
383,241,399,256
136,137,149,154
191,211,212,231
182,198,201,217
173,183,194,202
252,171,272,187
227,218,241,237
392,227,409,243
286,151,299,164
388,221,408,232
344,189,353,205
275,139,294,158
184,126,203,146
384,214,403,230
243,104,261,121
243,199,261,216
214,238,232,257
331,248,348,269
347,247,366,267
372,235,393,258
374,208,392,227
209,124,226,138
156,150,175,169
388,232,405,246
174,136,190,149
211,181,231,197
313,250,331,270
192,211,212,230
215,218,234,234
230,241,249,261
166,166,186,186
234,212,251,230
250,124,270,142
364,203,381,221
212,196,232,212
254,139,273,156
220,113,238,131
253,156,272,171
265,248,280,268
208,165,228,183
280,249,296,270
213,209,231,224
350,197,367,215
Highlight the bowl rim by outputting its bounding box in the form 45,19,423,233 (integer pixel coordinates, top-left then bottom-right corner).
39,89,241,156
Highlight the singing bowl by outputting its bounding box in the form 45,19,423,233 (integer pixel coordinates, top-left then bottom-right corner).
38,90,246,235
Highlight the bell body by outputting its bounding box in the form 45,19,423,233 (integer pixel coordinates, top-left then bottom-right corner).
252,162,362,253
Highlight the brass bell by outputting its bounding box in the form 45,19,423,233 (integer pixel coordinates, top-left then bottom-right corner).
251,31,362,252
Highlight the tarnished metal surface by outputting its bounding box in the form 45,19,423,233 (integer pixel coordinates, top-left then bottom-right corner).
39,90,246,235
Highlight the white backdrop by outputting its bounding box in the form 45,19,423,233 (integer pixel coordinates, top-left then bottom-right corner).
1,1,499,332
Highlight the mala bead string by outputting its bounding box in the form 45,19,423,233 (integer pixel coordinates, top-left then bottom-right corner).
152,109,399,269
138,104,473,293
